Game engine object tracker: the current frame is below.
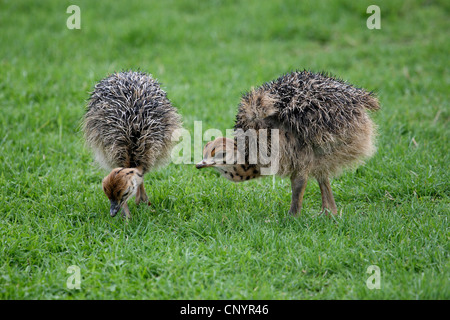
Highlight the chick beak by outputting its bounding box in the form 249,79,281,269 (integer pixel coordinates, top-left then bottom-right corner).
195,160,215,169
109,200,121,217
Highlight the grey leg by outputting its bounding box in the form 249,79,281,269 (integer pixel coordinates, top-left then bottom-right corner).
135,185,141,206
135,183,150,206
317,176,338,216
122,202,132,220
139,183,151,206
289,174,308,217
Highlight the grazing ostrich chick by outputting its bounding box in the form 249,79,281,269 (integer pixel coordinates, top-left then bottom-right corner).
83,71,181,219
197,71,379,216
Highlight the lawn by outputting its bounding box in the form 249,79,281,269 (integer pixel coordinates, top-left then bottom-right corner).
0,0,448,300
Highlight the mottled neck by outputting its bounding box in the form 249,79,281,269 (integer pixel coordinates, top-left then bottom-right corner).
216,163,261,182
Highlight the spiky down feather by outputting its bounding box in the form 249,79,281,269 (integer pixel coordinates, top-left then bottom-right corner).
83,71,181,173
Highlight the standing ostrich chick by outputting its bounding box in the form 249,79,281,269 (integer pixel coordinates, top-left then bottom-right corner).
196,71,379,216
83,71,181,219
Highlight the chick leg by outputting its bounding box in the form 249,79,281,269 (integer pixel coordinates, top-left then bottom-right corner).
135,185,141,205
137,183,151,206
122,202,132,219
317,176,338,216
289,174,308,217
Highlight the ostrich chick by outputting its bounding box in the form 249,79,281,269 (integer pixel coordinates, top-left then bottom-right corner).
83,71,181,219
197,71,379,216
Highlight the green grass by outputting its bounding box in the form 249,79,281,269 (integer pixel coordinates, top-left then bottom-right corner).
0,0,449,299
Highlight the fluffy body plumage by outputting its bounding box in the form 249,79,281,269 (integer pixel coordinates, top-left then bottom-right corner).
84,71,181,173
83,71,181,218
197,70,379,216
